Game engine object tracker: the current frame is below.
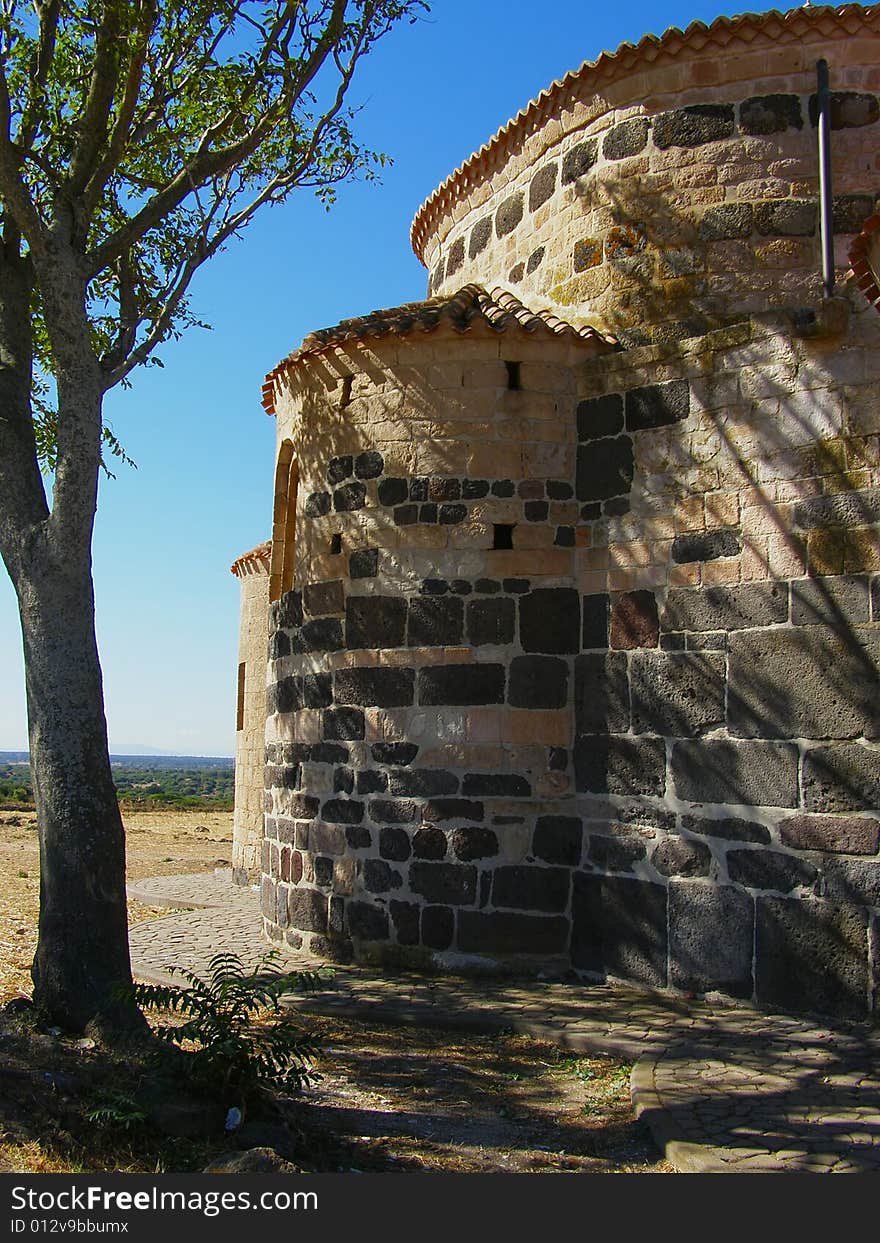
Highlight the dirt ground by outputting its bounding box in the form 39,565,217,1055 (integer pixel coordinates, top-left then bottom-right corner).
0,808,670,1174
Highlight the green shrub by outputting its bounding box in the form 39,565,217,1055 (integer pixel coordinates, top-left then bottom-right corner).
127,952,326,1105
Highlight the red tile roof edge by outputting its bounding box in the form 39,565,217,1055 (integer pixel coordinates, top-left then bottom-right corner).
410,4,880,263
849,211,880,312
260,284,617,416
230,540,272,577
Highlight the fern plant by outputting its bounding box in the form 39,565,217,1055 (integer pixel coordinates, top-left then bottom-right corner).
128,952,326,1104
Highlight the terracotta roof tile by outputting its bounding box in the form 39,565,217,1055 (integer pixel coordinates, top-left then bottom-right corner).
849,212,880,313
260,284,616,416
230,540,271,577
411,5,880,262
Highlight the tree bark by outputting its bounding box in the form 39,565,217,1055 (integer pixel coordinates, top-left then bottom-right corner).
0,246,145,1037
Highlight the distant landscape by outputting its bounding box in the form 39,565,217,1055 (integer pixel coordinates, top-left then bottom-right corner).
0,752,235,810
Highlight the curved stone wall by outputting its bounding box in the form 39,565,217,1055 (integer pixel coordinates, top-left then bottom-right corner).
231,545,271,883
415,7,880,343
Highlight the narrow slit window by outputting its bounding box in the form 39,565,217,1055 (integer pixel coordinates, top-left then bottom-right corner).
493,523,515,550
330,533,342,555
236,662,246,732
504,360,521,391
339,375,353,408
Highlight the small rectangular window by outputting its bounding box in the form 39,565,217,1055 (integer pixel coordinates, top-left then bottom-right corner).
339,375,353,408
236,662,246,732
504,360,521,391
493,523,515,550
330,533,342,555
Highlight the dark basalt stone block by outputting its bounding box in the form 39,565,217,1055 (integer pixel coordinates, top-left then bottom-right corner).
379,826,411,861
393,503,418,526
451,827,498,862
408,596,464,647
603,118,649,160
669,883,754,998
727,630,880,740
303,579,345,617
463,479,491,499
418,664,505,706
347,901,389,941
410,861,477,906
727,848,817,894
576,436,634,502
321,798,364,825
422,905,454,950
413,826,447,859
495,191,524,237
492,866,570,913
802,744,880,812
390,900,420,946
571,874,668,986
529,163,557,211
346,824,372,850
561,138,598,184
574,736,666,796
334,766,354,794
322,707,365,741
354,450,384,479
419,503,438,523
333,481,366,512
681,814,771,845
305,491,332,518
286,794,320,819
631,650,726,736
430,477,461,501
531,818,583,872
808,90,880,130
327,456,353,485
581,593,609,649
779,814,880,856
587,834,646,872
792,488,880,529
356,770,387,795
519,587,580,654
310,743,349,764
672,528,742,563
372,742,419,766
369,799,419,824
461,773,531,798
469,216,492,259
672,739,799,808
422,799,484,823
662,582,788,632
389,769,458,798
574,653,630,734
458,910,568,955
755,896,868,1017
378,477,408,507
345,595,407,650
300,617,343,652
334,667,415,708
527,246,545,274
754,199,817,238
653,103,734,148
832,193,874,234
466,597,515,646
740,93,802,134
349,547,379,579
446,236,465,277
409,477,429,502
508,654,569,709
303,673,332,709
790,575,870,629
698,203,754,241
577,393,624,441
269,631,290,661
287,887,328,934
625,380,689,431
651,837,712,878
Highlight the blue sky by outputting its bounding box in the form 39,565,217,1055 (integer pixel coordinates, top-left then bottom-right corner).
0,0,749,756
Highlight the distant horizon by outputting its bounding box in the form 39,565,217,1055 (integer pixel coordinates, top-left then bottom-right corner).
1,748,234,762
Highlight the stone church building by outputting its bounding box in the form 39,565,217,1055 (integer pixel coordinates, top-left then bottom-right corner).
231,5,880,1019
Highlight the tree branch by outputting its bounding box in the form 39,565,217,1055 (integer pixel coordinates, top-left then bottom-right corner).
15,0,61,152
0,63,46,252
67,1,125,197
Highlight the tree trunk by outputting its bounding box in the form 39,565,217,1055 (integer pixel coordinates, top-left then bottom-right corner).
18,549,144,1036
0,246,145,1037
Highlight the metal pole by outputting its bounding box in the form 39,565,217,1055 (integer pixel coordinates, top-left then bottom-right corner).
817,58,835,299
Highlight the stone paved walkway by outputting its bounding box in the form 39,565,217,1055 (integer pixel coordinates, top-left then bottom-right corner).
128,871,880,1174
